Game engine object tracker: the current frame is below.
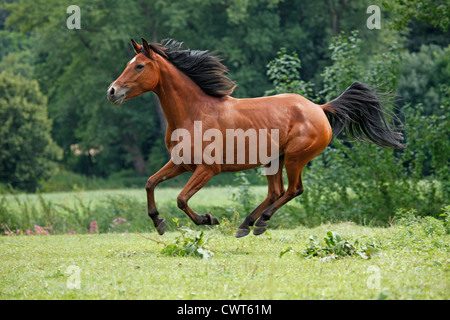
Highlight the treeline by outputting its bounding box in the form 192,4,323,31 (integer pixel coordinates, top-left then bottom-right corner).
0,0,448,193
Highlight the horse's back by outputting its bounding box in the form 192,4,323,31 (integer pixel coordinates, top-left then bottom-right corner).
227,93,330,133
221,93,332,159
245,93,332,159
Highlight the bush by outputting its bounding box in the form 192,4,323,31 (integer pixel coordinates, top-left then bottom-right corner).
280,230,381,261
0,72,62,191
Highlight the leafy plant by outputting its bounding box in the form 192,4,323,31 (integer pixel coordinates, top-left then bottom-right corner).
440,205,450,234
394,208,447,237
303,231,381,261
230,172,256,215
215,209,240,235
280,231,381,261
265,47,316,101
142,218,215,259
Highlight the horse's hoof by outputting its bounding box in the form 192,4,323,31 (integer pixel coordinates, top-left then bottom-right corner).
235,228,250,238
206,213,220,225
155,218,167,235
253,224,267,236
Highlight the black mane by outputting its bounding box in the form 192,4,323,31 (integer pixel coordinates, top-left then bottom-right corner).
146,39,236,97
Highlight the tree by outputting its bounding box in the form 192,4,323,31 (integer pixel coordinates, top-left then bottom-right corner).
1,0,402,180
382,0,449,31
3,0,163,176
0,71,62,191
397,44,450,115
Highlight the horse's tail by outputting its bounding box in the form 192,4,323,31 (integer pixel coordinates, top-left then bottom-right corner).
321,81,404,149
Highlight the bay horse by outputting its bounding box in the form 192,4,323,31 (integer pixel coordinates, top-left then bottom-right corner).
107,38,403,238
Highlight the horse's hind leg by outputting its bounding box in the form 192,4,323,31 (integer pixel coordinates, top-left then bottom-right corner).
253,158,305,236
235,157,285,238
176,165,220,226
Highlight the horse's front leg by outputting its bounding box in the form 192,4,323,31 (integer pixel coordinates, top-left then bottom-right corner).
146,159,186,235
176,166,220,226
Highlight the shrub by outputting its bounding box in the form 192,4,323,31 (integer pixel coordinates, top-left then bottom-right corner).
280,230,381,261
0,72,62,191
152,218,214,259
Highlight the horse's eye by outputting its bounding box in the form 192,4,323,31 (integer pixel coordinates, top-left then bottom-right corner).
136,64,144,70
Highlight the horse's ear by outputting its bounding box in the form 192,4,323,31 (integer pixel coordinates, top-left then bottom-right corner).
141,37,156,59
131,39,142,54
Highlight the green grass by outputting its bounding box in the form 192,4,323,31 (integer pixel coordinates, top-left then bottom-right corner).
0,186,271,234
2,186,251,210
1,187,449,299
1,222,448,300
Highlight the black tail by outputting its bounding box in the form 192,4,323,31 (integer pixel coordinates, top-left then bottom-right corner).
322,82,404,149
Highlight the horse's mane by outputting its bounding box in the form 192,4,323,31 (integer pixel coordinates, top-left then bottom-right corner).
146,39,236,98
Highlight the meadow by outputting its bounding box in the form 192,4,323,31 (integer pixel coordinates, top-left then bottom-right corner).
1,187,449,300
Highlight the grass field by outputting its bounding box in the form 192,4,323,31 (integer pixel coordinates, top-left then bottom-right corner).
1,187,449,300
1,222,448,300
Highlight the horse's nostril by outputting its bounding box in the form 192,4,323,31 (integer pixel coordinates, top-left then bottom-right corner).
109,87,115,96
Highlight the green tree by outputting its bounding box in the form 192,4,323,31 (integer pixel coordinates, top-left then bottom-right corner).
0,71,62,191
1,0,407,182
265,47,316,101
382,0,449,31
397,44,450,115
3,0,164,176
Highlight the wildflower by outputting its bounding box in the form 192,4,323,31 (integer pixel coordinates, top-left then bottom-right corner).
89,221,99,234
111,217,131,233
33,225,51,235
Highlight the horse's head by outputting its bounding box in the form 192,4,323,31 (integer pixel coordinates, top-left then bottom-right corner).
107,38,163,105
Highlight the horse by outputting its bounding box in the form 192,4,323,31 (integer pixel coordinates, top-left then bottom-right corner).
107,38,403,238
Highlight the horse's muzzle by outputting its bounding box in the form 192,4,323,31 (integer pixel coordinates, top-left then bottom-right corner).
107,84,127,105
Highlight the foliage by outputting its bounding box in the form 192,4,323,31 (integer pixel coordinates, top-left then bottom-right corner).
320,30,400,100
394,208,447,236
0,187,238,235
441,205,450,234
265,48,315,100
0,71,62,191
382,0,450,31
396,44,450,115
215,209,240,236
230,172,257,215
320,30,364,101
280,231,381,261
388,208,449,252
159,218,214,259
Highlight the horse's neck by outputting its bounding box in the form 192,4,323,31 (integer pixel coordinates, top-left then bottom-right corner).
153,59,212,130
